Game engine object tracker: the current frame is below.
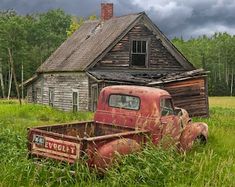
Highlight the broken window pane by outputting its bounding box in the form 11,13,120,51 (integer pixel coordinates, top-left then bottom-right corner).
137,41,142,53
133,41,137,53
132,54,146,67
142,41,146,53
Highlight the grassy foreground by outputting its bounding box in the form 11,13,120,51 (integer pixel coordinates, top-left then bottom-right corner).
0,98,234,187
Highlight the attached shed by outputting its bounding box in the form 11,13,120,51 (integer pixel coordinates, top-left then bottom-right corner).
25,3,209,117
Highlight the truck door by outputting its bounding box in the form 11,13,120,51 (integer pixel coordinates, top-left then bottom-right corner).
160,98,181,146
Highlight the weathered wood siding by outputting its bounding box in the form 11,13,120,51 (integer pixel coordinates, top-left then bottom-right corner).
95,21,185,71
27,73,89,111
27,76,43,104
163,77,209,117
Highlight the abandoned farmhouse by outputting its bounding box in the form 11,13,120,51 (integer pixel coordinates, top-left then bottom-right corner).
24,3,209,117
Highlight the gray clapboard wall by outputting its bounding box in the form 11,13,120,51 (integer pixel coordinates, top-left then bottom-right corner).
27,72,89,111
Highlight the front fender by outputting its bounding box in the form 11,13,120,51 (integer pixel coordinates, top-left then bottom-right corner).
92,138,141,170
179,122,208,151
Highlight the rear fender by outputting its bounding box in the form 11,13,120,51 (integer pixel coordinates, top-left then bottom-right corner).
179,122,208,151
92,138,141,170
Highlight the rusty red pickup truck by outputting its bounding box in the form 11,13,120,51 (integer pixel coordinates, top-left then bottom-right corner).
28,85,208,169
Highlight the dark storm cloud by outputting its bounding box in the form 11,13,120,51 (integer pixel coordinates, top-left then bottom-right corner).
0,0,235,39
0,0,100,16
137,0,235,38
0,0,140,17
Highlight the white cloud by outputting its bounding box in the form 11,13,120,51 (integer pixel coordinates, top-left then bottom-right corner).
190,24,235,37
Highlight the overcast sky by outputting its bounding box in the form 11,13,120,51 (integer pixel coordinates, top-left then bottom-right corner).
1,0,235,39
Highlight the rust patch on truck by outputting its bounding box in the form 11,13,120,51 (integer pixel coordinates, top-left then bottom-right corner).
179,122,208,151
92,138,141,170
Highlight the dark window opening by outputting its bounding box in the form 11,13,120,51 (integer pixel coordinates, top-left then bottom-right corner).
131,40,147,67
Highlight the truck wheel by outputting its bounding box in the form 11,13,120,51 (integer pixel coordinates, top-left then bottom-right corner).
92,138,141,170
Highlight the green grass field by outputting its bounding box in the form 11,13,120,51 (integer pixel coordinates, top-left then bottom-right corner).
0,98,234,187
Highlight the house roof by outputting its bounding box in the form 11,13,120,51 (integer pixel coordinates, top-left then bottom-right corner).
37,12,195,73
87,69,207,85
20,74,38,87
37,13,142,73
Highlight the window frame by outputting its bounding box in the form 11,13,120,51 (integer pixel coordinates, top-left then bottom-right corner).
130,38,150,68
108,94,141,111
160,97,175,116
48,88,54,107
72,89,79,112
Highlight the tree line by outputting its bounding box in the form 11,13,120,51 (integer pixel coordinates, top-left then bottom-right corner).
0,9,234,98
0,9,71,99
172,34,235,96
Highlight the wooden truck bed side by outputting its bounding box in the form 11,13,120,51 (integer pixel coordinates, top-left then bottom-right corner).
28,121,148,164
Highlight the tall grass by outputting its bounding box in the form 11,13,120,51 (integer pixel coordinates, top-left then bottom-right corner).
0,99,234,186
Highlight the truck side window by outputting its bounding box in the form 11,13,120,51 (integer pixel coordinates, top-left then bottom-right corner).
109,94,140,110
160,98,174,116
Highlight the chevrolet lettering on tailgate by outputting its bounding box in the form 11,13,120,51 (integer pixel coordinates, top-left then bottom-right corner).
32,134,80,161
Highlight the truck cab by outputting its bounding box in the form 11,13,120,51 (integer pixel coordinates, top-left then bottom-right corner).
94,85,207,149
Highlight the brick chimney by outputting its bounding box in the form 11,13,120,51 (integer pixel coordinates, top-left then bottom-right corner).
101,3,113,21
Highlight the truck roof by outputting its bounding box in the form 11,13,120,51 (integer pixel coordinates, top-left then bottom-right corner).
101,85,171,98
96,85,172,124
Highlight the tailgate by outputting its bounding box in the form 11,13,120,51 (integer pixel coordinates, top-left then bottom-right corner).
28,128,82,163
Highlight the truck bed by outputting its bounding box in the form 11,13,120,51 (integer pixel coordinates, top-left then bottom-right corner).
34,121,134,138
28,121,147,163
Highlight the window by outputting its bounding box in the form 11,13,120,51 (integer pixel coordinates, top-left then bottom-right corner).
109,94,140,110
160,98,174,116
49,88,54,107
131,40,147,67
72,90,79,112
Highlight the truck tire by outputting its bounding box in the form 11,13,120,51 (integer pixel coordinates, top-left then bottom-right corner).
92,138,141,170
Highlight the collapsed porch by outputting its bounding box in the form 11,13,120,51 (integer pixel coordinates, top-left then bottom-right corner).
88,69,209,117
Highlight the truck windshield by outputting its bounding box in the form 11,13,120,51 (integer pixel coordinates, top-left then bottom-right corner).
109,94,140,110
160,98,174,116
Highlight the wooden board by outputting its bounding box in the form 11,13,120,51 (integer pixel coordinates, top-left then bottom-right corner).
163,77,208,117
